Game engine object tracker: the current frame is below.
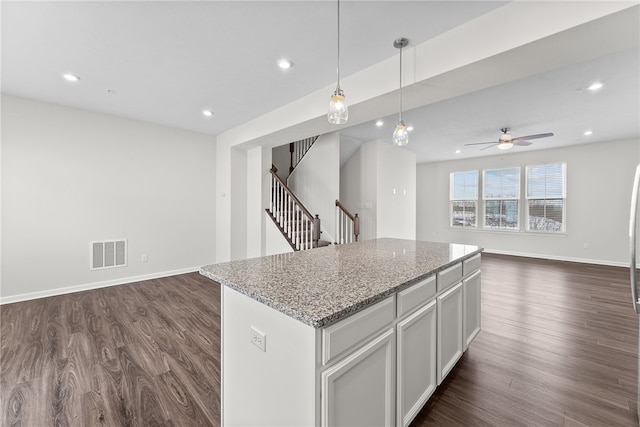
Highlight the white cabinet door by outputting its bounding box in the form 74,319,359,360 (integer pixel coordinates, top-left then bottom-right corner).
321,328,395,427
463,270,481,349
396,300,437,427
437,281,463,385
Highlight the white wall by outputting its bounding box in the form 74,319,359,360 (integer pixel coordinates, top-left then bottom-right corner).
230,148,248,261
416,138,640,266
340,141,377,241
376,140,416,240
247,146,272,259
1,95,216,303
288,132,340,242
272,143,290,181
340,140,416,241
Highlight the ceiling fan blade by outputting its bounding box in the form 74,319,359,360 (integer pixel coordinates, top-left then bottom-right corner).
511,132,554,142
464,141,496,146
514,140,533,146
480,144,498,151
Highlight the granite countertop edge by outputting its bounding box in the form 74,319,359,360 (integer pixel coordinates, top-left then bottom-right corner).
199,246,483,329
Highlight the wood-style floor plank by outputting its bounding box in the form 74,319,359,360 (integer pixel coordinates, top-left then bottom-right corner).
1,255,638,426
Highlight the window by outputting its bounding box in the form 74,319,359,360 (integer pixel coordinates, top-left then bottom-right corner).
526,163,566,232
483,167,520,230
450,171,478,228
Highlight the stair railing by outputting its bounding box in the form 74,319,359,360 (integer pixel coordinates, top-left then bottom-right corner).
268,166,320,251
335,200,360,244
289,136,319,174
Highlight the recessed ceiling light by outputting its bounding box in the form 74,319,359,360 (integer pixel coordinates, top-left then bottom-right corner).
455,149,461,154
277,59,293,70
584,130,593,136
202,109,214,117
62,73,80,82
375,120,384,127
587,82,603,91
407,126,414,132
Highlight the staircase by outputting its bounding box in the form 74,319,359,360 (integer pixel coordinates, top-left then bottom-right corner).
266,166,330,251
267,135,360,251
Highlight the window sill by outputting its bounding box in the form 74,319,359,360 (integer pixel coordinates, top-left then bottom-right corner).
448,227,567,237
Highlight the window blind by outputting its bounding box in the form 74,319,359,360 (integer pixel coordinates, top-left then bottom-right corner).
483,167,520,230
450,171,478,228
526,163,566,232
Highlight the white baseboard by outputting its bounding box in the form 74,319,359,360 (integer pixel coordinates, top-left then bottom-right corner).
0,266,201,305
483,248,629,268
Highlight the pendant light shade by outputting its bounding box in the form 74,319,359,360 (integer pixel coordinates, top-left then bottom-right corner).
328,0,348,124
392,38,409,146
328,89,348,124
393,121,409,147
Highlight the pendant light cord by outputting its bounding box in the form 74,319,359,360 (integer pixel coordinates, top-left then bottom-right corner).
399,43,403,122
336,0,341,92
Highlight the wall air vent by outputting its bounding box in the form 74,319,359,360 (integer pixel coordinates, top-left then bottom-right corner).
91,239,127,270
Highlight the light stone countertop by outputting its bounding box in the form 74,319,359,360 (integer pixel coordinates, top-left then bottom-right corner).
200,238,482,328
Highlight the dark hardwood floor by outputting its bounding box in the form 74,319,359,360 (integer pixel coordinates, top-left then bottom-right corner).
413,255,639,427
1,273,221,426
1,254,638,426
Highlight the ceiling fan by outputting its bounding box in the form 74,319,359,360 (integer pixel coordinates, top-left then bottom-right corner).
465,127,554,151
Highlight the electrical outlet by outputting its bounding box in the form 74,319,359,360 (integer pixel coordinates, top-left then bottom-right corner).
250,326,266,352
141,253,148,262
583,243,589,249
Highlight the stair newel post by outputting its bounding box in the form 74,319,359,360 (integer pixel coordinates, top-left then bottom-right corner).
354,213,360,242
313,214,321,247
300,211,309,249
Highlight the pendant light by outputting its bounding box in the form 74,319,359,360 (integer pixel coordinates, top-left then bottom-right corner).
328,0,348,124
392,38,409,146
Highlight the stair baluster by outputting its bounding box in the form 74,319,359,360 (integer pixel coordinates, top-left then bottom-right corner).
267,166,320,251
289,136,320,175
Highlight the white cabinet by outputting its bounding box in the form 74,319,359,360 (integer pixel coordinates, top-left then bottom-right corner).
437,281,464,385
321,328,396,427
222,254,481,427
463,270,481,349
396,300,437,427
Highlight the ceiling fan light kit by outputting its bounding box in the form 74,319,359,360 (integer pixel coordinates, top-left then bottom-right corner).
465,127,554,151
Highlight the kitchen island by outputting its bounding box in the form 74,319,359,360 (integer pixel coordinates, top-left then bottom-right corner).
200,238,482,427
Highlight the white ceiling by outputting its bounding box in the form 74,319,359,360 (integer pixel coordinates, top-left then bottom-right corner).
2,1,639,164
